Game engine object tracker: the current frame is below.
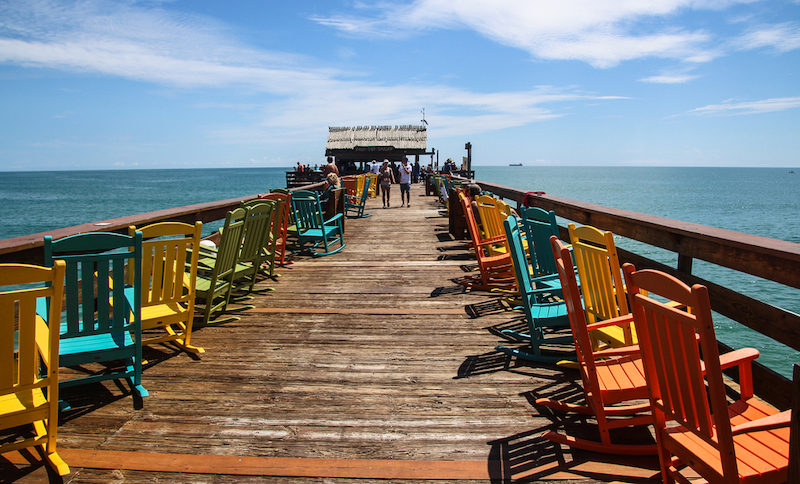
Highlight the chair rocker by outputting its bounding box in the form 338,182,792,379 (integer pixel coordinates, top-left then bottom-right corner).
0,262,70,475
44,232,148,405
345,176,373,218
494,215,572,363
195,207,254,325
291,190,345,257
623,263,789,483
128,221,205,354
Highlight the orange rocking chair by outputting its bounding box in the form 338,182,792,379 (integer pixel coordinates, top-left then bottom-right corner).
537,237,656,454
623,263,790,484
455,194,516,291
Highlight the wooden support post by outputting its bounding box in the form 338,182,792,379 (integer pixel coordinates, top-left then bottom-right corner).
677,253,693,274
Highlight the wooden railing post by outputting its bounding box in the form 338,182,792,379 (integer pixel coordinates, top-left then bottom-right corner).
677,253,693,274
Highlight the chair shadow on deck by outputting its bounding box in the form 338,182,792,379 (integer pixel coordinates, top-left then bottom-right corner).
56,343,186,422
488,317,576,363
464,298,514,318
0,449,66,484
487,377,659,482
429,285,467,298
487,427,660,483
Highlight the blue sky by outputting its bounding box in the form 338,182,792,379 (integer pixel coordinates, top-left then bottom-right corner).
1,0,799,170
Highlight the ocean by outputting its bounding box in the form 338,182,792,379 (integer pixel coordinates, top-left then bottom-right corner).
1,166,798,377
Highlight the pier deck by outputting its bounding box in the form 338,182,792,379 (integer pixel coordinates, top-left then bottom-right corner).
3,190,661,483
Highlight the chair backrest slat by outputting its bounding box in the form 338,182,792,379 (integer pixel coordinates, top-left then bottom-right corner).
569,223,628,323
292,190,324,231
44,232,142,339
520,207,559,278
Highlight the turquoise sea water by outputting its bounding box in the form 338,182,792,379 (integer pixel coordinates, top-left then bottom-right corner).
0,168,288,240
1,166,798,377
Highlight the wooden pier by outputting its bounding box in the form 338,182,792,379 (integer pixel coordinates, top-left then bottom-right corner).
3,190,663,483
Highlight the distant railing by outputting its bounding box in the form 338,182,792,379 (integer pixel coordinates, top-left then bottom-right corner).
454,175,800,411
0,182,327,267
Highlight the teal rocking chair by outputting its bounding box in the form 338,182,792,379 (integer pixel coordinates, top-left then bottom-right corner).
519,206,563,292
291,190,345,256
43,232,148,406
494,215,573,363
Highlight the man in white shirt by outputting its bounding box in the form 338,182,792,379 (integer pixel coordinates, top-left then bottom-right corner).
399,158,412,207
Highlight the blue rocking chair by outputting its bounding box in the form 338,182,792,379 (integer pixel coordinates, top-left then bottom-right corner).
494,215,573,363
291,190,345,256
43,231,148,407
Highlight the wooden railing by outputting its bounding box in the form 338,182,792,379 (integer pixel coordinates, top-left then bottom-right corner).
0,182,328,267
455,176,800,411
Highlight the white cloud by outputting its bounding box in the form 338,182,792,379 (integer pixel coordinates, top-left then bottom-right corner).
312,0,750,67
0,0,628,141
733,22,800,52
639,74,700,83
685,97,800,115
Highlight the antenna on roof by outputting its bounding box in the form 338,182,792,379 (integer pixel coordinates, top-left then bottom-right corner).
421,108,428,125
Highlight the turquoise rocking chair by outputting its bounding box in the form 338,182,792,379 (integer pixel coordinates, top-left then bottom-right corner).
494,215,573,363
43,232,148,406
291,190,345,256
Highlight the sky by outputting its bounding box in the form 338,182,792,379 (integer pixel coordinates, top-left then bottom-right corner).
1,0,799,170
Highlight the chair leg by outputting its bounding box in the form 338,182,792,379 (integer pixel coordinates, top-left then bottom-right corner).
165,323,205,354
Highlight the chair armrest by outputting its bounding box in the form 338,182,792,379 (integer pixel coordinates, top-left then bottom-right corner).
593,344,640,358
323,213,344,225
730,409,791,436
586,314,634,331
718,347,759,370
34,314,53,367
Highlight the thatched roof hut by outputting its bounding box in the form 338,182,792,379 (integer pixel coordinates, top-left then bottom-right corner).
325,126,430,166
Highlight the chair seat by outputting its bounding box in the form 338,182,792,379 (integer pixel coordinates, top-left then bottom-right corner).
664,397,789,482
594,355,648,402
529,300,569,322
0,388,47,422
59,328,134,366
195,275,228,293
141,302,188,327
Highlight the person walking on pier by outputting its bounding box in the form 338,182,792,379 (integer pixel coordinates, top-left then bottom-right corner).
399,158,412,207
379,161,395,208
